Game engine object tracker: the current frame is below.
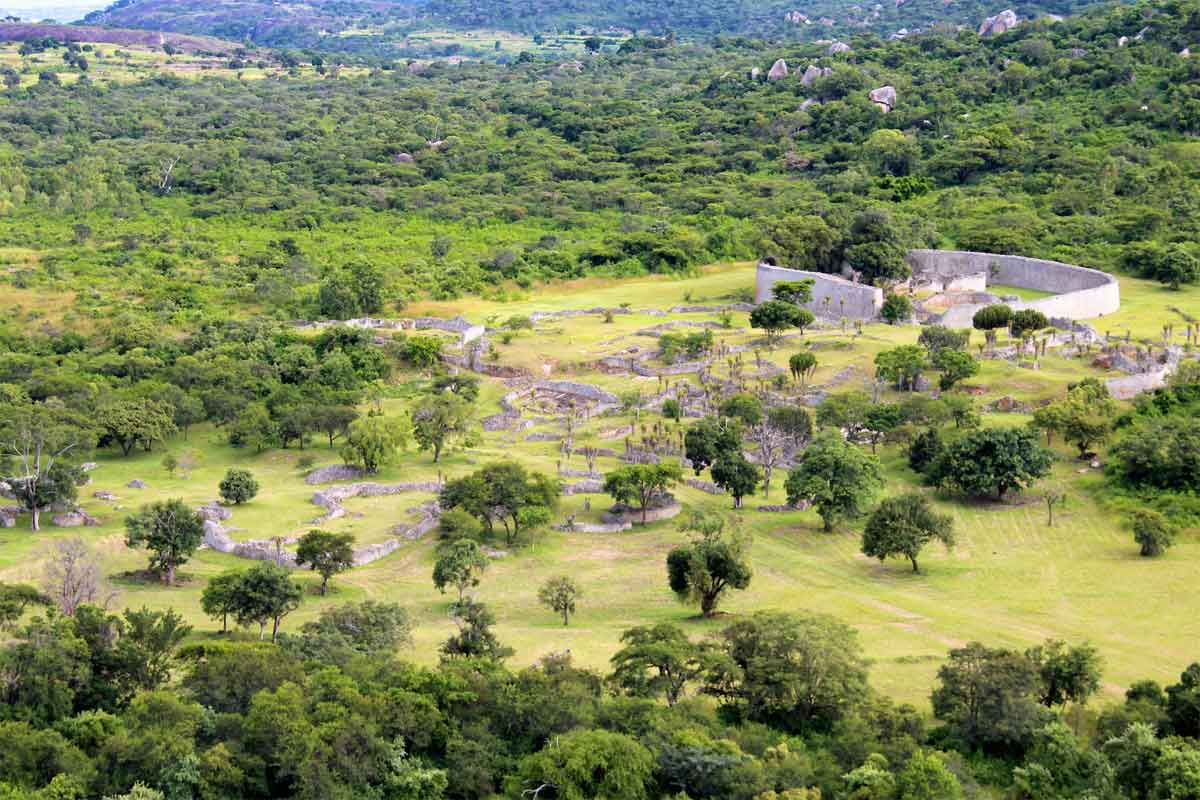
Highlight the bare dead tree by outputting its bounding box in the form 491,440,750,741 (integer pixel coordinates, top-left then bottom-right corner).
158,155,180,195
748,418,789,499
41,537,115,616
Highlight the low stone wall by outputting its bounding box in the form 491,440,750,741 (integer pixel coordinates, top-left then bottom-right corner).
906,250,1120,326
754,264,884,319
602,499,682,525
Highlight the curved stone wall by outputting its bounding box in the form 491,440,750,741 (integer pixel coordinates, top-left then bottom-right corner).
754,264,884,319
754,252,1120,325
905,249,1120,327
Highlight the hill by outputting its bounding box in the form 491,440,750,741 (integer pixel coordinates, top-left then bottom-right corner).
0,21,244,52
80,0,1124,52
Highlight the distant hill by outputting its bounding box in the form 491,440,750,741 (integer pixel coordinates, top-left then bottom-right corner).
81,0,1122,51
0,20,242,51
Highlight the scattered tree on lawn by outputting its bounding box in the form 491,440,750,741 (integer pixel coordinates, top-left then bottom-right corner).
230,561,303,642
538,575,581,626
1131,509,1175,557
124,499,205,585
295,530,356,595
711,452,761,508
218,468,259,505
608,623,711,706
439,462,560,546
684,416,742,476
666,511,752,617
411,391,476,463
432,539,489,601
932,427,1052,499
861,493,955,573
340,414,408,473
440,599,513,661
603,462,682,524
786,433,884,531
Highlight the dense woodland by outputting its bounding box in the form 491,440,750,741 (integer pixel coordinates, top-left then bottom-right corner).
2,0,1200,798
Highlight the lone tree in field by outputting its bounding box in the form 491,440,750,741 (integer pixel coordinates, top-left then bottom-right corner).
684,416,741,476
932,349,979,390
411,391,476,463
124,499,205,585
432,539,489,602
538,575,582,626
666,512,752,618
603,462,682,524
295,530,356,595
786,433,884,531
932,427,1052,500
862,493,955,573
0,404,89,531
218,468,259,505
439,462,561,546
1131,509,1174,557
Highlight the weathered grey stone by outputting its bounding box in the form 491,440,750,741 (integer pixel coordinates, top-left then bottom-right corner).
978,9,1019,36
197,502,232,522
767,58,789,80
93,491,117,501
52,510,100,527
394,152,414,163
304,464,366,485
127,479,146,489
801,64,831,86
868,85,897,112
828,41,851,54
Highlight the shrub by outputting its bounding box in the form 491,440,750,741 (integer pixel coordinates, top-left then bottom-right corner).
880,294,913,324
1132,510,1174,557
972,304,1013,330
218,469,259,505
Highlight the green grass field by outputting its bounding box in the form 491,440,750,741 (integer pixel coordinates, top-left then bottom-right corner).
3,265,1198,708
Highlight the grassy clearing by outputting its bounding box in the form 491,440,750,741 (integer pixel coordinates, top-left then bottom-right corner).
1,264,1194,707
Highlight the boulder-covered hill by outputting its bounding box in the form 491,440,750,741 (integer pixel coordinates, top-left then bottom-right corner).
82,0,1121,50
0,21,241,51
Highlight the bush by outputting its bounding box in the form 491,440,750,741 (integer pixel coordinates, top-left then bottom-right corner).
1132,509,1175,557
1010,309,1049,337
972,304,1012,331
218,469,259,505
880,294,913,324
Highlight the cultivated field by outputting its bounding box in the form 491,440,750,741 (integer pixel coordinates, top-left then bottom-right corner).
2,263,1198,707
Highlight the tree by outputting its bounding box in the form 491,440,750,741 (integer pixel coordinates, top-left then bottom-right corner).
1035,384,1117,457
40,537,110,616
932,427,1052,499
880,294,912,324
603,462,682,524
0,404,89,531
864,402,903,453
932,349,979,390
684,416,741,475
508,729,654,800
750,300,805,345
230,562,303,641
5,461,83,532
931,642,1049,752
703,611,870,733
771,278,815,305
283,601,412,661
201,572,241,634
0,583,48,632
1010,309,1049,338
788,351,818,386
218,468,259,505
918,325,970,354
666,512,752,617
875,345,927,391
786,433,884,531
96,398,176,456
748,415,789,497
1025,639,1103,707
759,215,839,272
228,402,275,452
340,414,408,473
843,208,910,282
432,539,489,601
440,599,512,660
719,393,763,427
440,463,560,545
538,575,581,626
1132,509,1174,557
768,405,812,448
124,499,205,585
411,392,476,463
295,530,356,595
710,452,760,509
1157,245,1200,290
608,623,710,706
311,405,358,448
404,336,443,370
816,391,872,440
864,128,920,176
895,752,964,800
907,428,945,476
972,304,1012,332
862,493,955,573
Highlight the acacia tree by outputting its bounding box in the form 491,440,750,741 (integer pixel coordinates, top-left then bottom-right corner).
432,539,489,601
608,623,711,706
124,499,205,585
666,512,752,617
537,575,581,626
861,493,955,573
295,530,356,595
603,462,683,524
785,433,884,531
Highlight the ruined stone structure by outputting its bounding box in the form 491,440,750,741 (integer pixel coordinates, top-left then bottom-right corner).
754,250,1120,324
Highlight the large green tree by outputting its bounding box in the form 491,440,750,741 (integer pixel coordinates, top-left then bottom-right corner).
932,427,1052,499
666,512,751,617
861,493,955,573
785,432,884,531
295,530,356,595
124,499,205,585
602,462,683,524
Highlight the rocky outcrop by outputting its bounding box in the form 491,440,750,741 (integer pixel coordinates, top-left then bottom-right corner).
602,496,682,525
197,502,232,523
0,506,21,527
52,510,100,527
801,64,831,86
749,66,762,80
767,58,789,80
828,41,851,55
563,480,604,496
978,9,1019,36
127,479,146,489
868,85,897,112
304,464,366,485
393,152,414,163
